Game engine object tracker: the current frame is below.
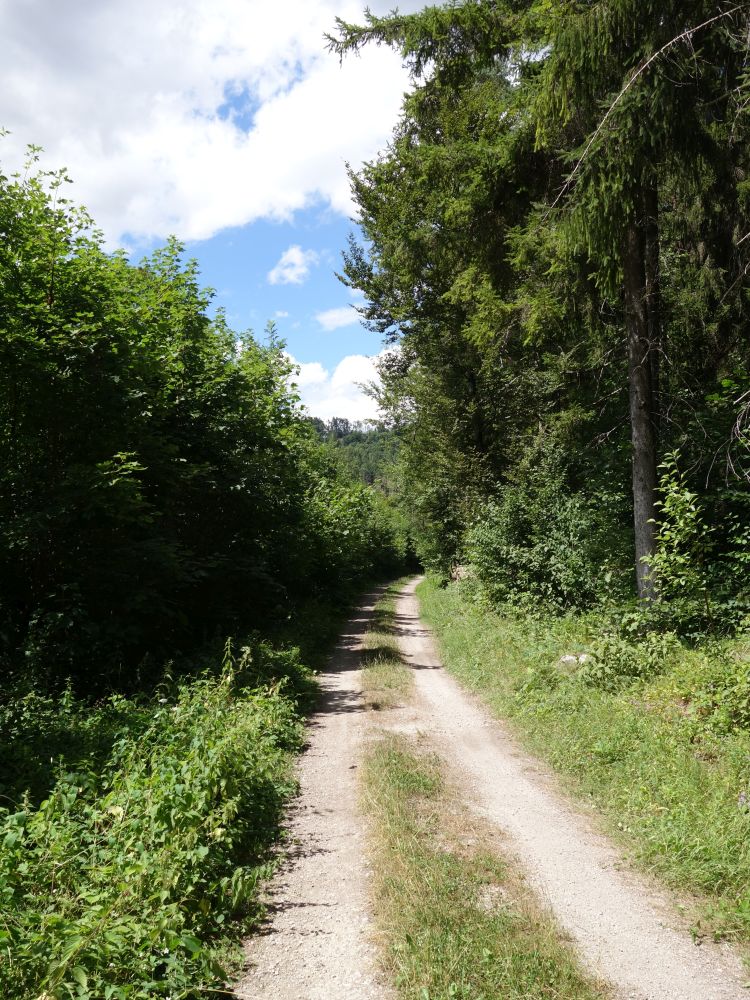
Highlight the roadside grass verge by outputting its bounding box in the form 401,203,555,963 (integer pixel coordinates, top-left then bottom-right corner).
0,641,313,1000
361,581,412,712
361,733,610,1000
418,576,750,945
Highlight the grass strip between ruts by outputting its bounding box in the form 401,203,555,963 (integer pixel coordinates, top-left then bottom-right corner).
360,584,610,1000
361,581,413,713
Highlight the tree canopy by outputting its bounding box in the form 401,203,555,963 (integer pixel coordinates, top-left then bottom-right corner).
0,149,409,693
332,0,750,617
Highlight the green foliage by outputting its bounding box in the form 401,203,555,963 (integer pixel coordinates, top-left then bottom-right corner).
467,435,631,611
0,687,150,808
0,647,307,999
708,491,750,628
315,418,402,492
335,0,750,626
641,454,750,635
649,452,712,606
468,488,621,612
304,476,377,583
578,631,680,692
0,149,409,694
678,646,750,736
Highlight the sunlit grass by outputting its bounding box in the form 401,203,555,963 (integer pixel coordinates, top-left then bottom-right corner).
362,733,609,1000
361,582,412,712
418,575,750,946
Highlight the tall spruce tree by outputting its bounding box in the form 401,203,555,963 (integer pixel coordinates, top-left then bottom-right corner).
536,0,750,598
332,0,750,596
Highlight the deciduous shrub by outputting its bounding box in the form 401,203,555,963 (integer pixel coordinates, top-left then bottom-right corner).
0,655,305,999
644,455,750,636
468,484,628,612
0,155,410,696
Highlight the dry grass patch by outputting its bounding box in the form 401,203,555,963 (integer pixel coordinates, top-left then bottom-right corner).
361,584,412,712
362,732,610,1000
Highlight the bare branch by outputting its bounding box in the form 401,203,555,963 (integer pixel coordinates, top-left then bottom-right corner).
544,6,745,218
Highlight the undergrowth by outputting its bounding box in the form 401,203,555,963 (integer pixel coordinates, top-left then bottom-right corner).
0,640,313,999
419,576,750,944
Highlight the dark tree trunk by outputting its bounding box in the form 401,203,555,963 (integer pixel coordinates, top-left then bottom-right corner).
623,218,658,600
643,183,661,441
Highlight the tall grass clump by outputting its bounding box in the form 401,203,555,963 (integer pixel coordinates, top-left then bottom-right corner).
0,646,307,999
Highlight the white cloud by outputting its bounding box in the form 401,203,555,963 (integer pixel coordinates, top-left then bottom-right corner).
315,304,359,331
295,360,329,388
267,245,318,285
274,309,289,318
0,0,423,244
289,353,382,421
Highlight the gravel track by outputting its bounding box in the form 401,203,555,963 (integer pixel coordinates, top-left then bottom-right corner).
235,578,749,1000
234,591,392,1000
393,577,749,1000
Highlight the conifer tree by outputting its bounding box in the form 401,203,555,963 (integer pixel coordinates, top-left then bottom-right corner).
332,0,750,597
536,0,750,598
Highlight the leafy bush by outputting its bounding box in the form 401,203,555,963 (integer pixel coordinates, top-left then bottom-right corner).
299,473,407,593
468,483,628,612
682,647,750,735
0,655,305,999
649,454,710,599
578,631,680,692
646,456,750,636
702,489,750,633
0,155,410,695
0,688,150,808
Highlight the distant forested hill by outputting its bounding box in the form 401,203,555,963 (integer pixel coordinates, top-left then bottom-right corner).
309,417,401,494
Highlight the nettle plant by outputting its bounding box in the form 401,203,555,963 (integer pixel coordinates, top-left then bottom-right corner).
647,452,713,620
644,453,750,633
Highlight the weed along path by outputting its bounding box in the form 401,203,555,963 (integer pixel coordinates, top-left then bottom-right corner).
234,590,392,1000
390,577,749,1000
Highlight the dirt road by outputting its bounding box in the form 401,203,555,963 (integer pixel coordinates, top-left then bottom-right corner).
395,578,748,1000
234,591,392,1000
236,578,749,1000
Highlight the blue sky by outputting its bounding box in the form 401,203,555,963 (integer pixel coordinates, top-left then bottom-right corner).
183,213,383,420
126,206,384,421
0,0,424,420
181,214,373,368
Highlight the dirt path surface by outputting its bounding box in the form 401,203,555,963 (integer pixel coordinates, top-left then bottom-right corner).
392,577,749,1000
236,579,748,1000
234,592,391,1000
